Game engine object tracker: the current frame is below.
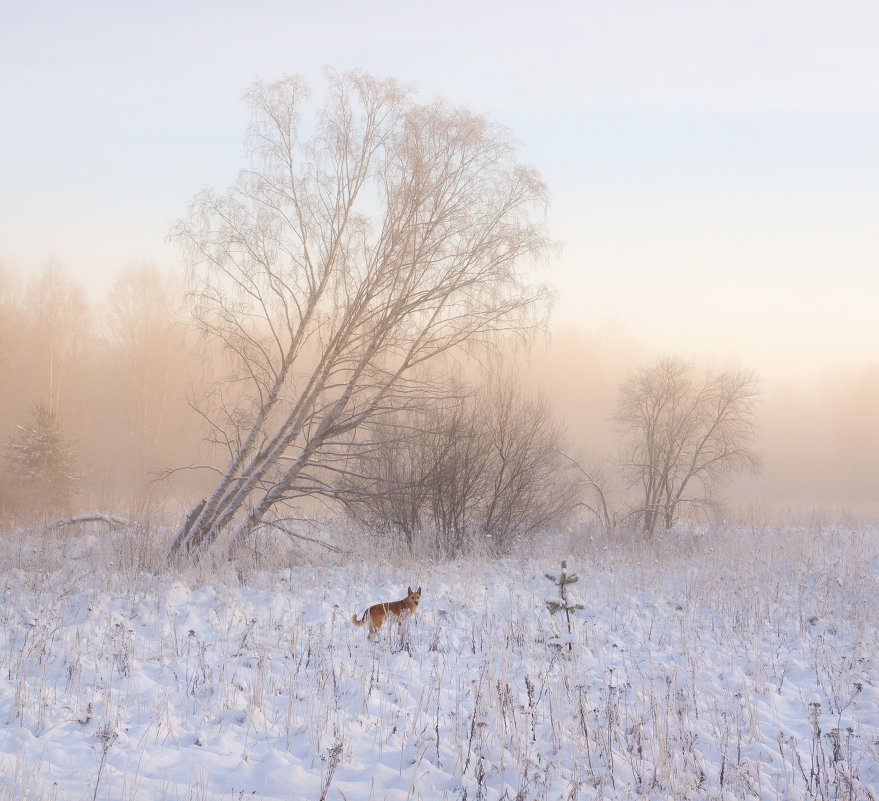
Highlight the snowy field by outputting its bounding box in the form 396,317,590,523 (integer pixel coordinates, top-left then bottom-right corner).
0,523,877,800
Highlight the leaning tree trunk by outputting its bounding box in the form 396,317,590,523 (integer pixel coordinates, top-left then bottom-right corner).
164,72,552,563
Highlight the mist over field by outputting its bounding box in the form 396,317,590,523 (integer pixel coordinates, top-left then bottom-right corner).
529,329,879,524
4,259,876,526
2,4,879,798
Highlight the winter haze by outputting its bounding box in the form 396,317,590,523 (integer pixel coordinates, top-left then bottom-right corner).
2,5,879,801
1,2,878,520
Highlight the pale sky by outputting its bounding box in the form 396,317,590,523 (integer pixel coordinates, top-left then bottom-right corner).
2,0,877,380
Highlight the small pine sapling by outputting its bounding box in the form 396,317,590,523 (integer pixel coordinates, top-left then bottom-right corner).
545,559,584,650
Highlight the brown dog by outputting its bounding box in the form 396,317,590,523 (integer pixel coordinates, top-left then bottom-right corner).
352,586,422,635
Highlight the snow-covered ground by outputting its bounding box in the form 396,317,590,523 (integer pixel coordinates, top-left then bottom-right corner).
1,524,877,800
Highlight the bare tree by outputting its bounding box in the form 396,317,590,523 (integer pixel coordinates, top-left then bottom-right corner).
3,264,90,515
477,370,575,551
168,71,553,560
563,453,616,534
0,261,23,427
343,368,575,556
616,357,761,534
24,262,90,418
424,390,491,555
103,264,184,500
331,379,464,551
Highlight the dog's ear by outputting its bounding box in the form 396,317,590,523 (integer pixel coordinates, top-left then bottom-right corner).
408,586,413,594
417,586,421,593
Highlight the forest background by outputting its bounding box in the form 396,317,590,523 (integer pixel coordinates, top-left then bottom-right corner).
1,257,877,531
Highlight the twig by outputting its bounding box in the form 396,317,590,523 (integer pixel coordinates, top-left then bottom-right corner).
44,514,133,532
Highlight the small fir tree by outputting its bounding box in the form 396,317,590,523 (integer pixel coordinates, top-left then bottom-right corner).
5,402,81,512
545,558,584,650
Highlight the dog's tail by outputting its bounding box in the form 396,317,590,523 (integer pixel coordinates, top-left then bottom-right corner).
352,611,366,626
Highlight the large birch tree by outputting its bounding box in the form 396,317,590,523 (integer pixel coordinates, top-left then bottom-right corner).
168,71,553,560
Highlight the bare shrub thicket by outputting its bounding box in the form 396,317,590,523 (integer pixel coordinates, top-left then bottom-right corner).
342,369,577,556
616,357,761,534
167,70,553,561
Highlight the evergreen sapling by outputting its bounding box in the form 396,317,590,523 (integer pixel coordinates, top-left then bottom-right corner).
545,558,584,650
